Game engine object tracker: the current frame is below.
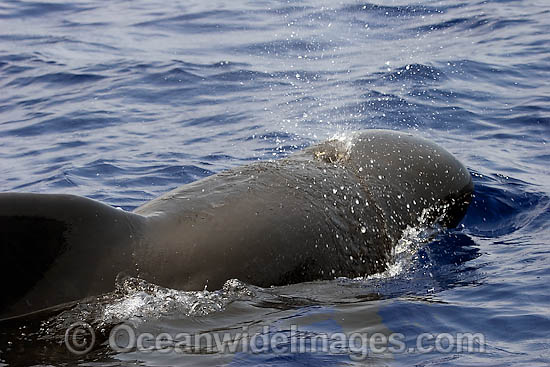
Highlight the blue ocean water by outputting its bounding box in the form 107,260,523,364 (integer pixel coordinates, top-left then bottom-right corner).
0,0,549,366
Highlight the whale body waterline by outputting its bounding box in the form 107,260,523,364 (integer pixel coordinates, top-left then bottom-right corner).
0,130,473,319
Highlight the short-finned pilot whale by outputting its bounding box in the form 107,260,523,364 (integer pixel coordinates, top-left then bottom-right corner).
0,130,473,319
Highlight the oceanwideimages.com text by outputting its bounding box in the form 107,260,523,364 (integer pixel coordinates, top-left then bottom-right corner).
65,322,486,359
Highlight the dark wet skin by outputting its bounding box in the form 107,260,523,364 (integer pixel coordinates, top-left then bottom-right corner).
0,130,472,319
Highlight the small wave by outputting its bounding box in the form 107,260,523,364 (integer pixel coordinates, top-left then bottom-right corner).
442,59,523,81
183,112,247,128
362,63,447,86
135,9,244,25
412,16,475,33
139,67,204,85
133,10,249,33
243,39,328,56
2,64,33,75
463,172,550,237
411,13,533,37
211,69,271,82
341,3,444,17
6,72,106,88
0,1,90,19
3,112,119,136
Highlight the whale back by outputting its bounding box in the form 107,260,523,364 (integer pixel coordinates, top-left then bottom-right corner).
0,130,473,319
130,130,473,293
0,193,145,319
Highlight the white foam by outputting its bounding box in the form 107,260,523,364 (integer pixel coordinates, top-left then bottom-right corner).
367,206,445,280
101,278,254,325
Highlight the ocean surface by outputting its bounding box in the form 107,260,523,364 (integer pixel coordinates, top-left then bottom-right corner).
0,0,549,366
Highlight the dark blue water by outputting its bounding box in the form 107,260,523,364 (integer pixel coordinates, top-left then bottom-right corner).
1,0,549,366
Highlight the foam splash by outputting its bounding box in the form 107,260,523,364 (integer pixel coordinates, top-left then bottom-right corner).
101,276,255,324
329,131,355,151
367,207,445,280
38,277,256,340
